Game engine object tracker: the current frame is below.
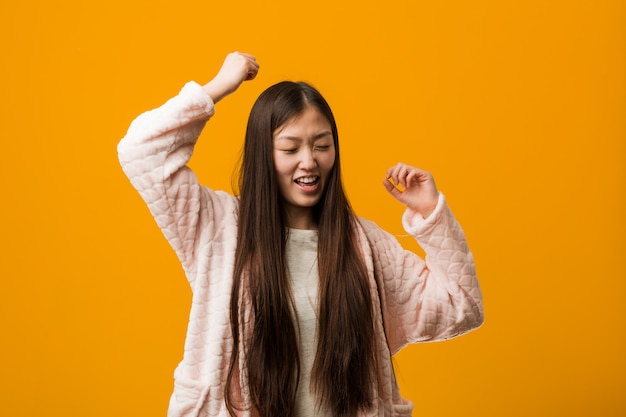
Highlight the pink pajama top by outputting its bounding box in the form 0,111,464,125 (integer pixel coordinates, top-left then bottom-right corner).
117,81,484,417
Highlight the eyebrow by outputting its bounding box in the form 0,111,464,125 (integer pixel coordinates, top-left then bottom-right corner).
274,131,333,142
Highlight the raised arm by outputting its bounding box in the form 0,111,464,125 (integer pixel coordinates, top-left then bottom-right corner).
117,52,259,286
370,163,483,353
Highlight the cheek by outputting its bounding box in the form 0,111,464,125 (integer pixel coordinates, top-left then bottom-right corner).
322,153,336,174
272,154,293,178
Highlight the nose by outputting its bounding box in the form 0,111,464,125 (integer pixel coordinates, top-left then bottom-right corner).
299,147,317,170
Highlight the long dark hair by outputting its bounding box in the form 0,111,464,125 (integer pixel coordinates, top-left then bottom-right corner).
225,81,377,417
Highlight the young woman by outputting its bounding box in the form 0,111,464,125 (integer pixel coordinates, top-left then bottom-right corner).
118,52,483,417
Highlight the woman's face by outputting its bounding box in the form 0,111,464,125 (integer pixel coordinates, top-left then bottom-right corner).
272,105,336,228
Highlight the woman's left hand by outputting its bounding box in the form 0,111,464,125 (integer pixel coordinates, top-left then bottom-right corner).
382,163,439,218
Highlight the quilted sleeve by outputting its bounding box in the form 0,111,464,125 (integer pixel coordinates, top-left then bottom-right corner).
117,81,237,287
367,193,484,354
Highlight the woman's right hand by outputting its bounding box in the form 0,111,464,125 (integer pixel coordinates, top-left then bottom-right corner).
203,52,259,103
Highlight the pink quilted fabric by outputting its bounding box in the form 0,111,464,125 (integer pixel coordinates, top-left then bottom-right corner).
117,81,484,417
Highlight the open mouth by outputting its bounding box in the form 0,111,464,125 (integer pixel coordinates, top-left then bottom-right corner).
294,176,320,188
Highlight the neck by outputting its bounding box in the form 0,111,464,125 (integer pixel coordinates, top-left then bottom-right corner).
285,207,317,230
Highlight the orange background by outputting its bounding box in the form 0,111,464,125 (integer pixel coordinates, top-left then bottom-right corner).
1,0,624,416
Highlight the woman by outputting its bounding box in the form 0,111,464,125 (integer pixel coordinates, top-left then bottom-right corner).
118,52,483,417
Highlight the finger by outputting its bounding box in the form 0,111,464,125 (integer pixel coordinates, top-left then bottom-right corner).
396,164,410,188
246,59,260,80
385,165,393,181
405,170,417,187
245,66,259,81
385,162,401,179
382,178,403,200
244,55,259,68
228,51,258,67
406,169,425,187
386,163,404,186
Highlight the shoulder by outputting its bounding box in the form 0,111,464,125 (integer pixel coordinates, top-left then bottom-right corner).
356,217,398,252
356,217,384,237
